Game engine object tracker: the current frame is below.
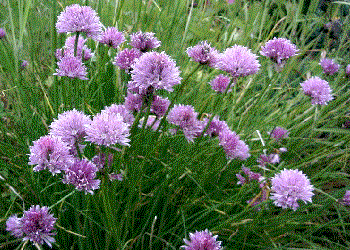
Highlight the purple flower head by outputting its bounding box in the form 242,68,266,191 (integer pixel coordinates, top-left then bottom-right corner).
340,190,350,206
186,41,219,67
29,135,73,175
241,166,262,182
227,0,235,3
270,168,314,211
113,48,142,72
54,55,88,80
167,104,203,142
6,215,23,238
139,115,160,131
218,130,250,160
301,76,333,105
257,154,280,167
209,74,232,93
346,65,350,77
181,229,222,250
260,38,298,67
216,45,260,78
49,109,91,150
130,51,182,92
202,116,230,137
58,35,92,61
0,28,6,39
85,112,130,147
270,127,289,141
6,206,57,247
99,27,125,49
56,4,102,39
124,92,143,112
151,95,170,117
21,60,28,69
101,104,135,125
63,159,100,194
130,31,161,52
92,152,114,170
320,58,340,75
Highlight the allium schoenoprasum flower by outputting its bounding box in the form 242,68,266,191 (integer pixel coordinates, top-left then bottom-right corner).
101,104,135,126
270,169,314,211
320,58,340,75
218,129,250,160
130,31,161,52
56,35,92,61
186,41,219,67
56,4,102,40
85,112,130,147
99,27,125,49
21,60,28,69
124,92,143,112
62,159,100,194
54,55,88,80
167,104,203,142
260,38,298,67
202,116,230,137
151,95,170,117
300,76,333,105
181,229,222,250
257,154,280,167
209,74,232,93
270,126,289,142
29,135,73,175
130,51,182,92
49,109,91,154
216,45,260,78
113,48,142,72
7,206,57,247
340,190,350,206
346,65,350,77
0,28,6,39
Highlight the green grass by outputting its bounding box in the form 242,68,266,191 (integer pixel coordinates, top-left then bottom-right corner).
1,0,350,249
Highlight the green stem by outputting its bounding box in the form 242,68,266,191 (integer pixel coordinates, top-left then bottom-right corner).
314,187,338,202
49,190,76,209
74,32,80,57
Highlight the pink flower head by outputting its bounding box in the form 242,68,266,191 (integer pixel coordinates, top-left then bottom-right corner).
130,31,161,52
113,48,142,72
320,58,340,75
99,27,125,48
218,129,250,160
260,38,298,66
270,127,289,141
186,41,219,67
181,229,222,250
301,76,333,105
209,74,232,93
54,55,88,80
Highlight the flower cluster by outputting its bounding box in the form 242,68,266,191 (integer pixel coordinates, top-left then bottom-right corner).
130,31,161,52
54,55,88,80
320,58,340,75
114,48,142,72
99,27,125,49
6,206,56,247
218,129,250,160
186,41,219,67
181,229,222,250
270,127,289,142
209,74,232,93
301,76,333,105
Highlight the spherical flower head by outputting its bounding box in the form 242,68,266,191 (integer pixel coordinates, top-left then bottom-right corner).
186,41,219,67
101,104,135,125
6,215,23,238
113,48,142,72
130,31,161,52
209,74,232,93
218,129,250,160
270,168,314,211
85,112,130,147
270,126,289,141
124,92,143,112
181,229,222,250
151,95,170,117
29,135,73,175
203,116,230,137
49,109,91,149
56,4,102,39
0,28,6,39
301,76,333,105
320,58,340,75
216,45,260,78
346,65,350,77
62,159,100,194
99,27,125,49
340,190,350,206
54,55,88,80
130,51,182,92
61,35,93,61
260,38,298,66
